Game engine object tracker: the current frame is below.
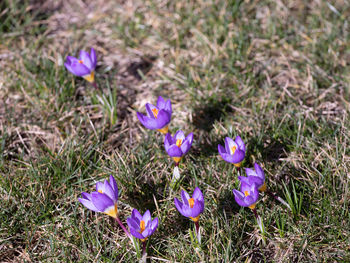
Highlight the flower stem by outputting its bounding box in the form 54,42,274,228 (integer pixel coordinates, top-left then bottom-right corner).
194,221,201,244
141,241,147,263
92,81,98,90
266,189,291,210
115,216,131,239
252,208,266,245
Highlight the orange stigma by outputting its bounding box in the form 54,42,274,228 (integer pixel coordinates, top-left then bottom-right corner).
176,139,183,147
244,191,249,197
98,190,103,193
140,220,145,233
152,108,159,118
78,60,83,64
188,198,195,208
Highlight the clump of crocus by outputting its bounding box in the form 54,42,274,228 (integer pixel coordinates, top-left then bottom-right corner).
137,96,172,134
78,175,130,238
174,187,204,243
218,136,246,167
233,181,265,243
78,175,119,218
127,209,159,242
238,163,266,192
127,209,158,261
64,48,97,85
232,182,259,210
164,130,193,165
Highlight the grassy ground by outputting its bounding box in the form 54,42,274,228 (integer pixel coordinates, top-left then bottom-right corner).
1,0,350,262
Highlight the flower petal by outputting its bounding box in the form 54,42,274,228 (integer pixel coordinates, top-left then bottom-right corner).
156,96,165,109
166,144,183,157
79,50,93,70
130,228,145,239
224,137,236,155
109,175,118,200
91,192,114,212
235,136,246,152
127,217,141,232
90,48,97,68
192,187,204,203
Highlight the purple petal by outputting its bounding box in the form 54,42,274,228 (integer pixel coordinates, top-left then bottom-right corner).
192,187,204,202
127,217,140,232
151,217,159,231
132,209,143,223
145,103,157,119
185,132,194,144
164,99,172,114
180,140,191,155
79,50,93,70
79,193,99,212
181,190,190,204
68,62,91,76
218,144,227,155
235,136,246,152
219,150,245,164
142,210,151,224
137,111,170,130
103,179,117,202
233,189,247,207
156,96,166,109
224,137,236,154
166,144,183,157
174,130,185,141
96,181,104,192
109,175,118,200
174,197,185,216
245,168,256,177
190,201,204,218
90,48,97,68
91,192,114,212
130,228,145,239
254,163,265,180
164,133,173,151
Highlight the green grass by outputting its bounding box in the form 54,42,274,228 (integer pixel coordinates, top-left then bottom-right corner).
1,0,350,262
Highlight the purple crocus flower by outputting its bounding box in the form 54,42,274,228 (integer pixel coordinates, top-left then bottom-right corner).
164,130,193,165
174,187,204,222
218,136,246,167
233,182,259,209
238,163,266,192
127,209,159,242
136,96,172,134
78,175,118,218
64,48,97,83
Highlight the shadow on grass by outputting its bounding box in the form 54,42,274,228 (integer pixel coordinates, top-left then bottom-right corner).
216,189,241,218
246,136,290,164
192,97,232,132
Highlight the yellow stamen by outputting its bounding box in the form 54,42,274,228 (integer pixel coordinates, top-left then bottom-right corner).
83,71,95,83
98,190,103,193
141,237,148,242
259,182,267,192
157,125,169,134
78,60,83,64
230,145,237,155
140,220,145,233
104,203,118,218
188,198,195,208
244,191,249,197
172,156,182,164
152,108,159,118
176,139,183,147
190,215,200,222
